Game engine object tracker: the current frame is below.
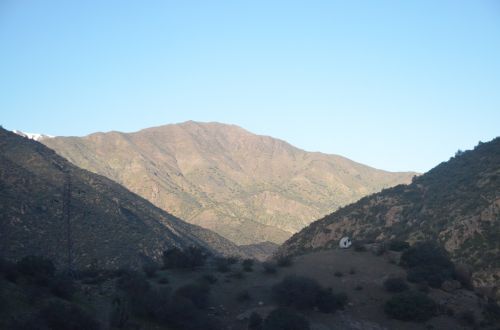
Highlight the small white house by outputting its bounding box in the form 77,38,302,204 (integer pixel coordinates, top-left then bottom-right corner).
339,237,352,249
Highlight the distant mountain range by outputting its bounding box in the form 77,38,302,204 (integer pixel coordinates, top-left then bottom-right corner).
0,127,244,269
279,137,500,298
40,121,416,245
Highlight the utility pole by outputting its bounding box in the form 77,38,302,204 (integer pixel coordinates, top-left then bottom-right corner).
63,171,74,274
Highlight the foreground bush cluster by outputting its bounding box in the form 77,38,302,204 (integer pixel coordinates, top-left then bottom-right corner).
272,275,347,313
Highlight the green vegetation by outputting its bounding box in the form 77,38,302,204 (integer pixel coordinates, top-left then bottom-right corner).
242,258,254,272
162,246,208,270
384,291,437,322
388,240,410,252
383,277,409,293
276,255,293,267
263,307,310,330
401,241,455,288
272,275,347,312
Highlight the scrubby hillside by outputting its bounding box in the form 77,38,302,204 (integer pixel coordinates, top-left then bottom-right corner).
41,121,415,245
0,128,244,269
279,138,500,298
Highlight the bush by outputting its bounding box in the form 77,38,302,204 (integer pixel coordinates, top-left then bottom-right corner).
200,274,217,284
384,291,437,322
39,300,99,330
276,255,293,267
353,242,367,252
459,310,476,326
383,277,409,293
263,262,277,274
263,307,310,330
16,256,55,284
483,298,500,322
214,257,232,273
162,246,207,270
272,275,346,313
116,270,150,297
157,274,169,284
407,265,454,288
272,275,321,310
401,242,455,288
142,260,159,278
0,257,19,282
174,282,210,309
236,289,251,302
50,274,76,300
248,312,263,330
242,259,254,272
334,271,343,277
388,240,410,252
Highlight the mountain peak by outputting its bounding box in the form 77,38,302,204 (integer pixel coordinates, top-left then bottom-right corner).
41,122,416,246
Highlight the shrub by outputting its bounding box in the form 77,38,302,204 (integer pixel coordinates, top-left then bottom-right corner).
16,256,55,285
116,270,150,297
334,271,343,277
0,257,19,282
383,277,409,293
354,285,363,291
39,300,99,330
407,265,454,288
483,298,500,322
388,240,410,252
228,271,245,280
384,291,437,322
110,295,130,328
174,282,210,309
162,246,207,270
242,259,254,272
248,312,263,330
236,289,251,302
401,242,455,288
263,307,310,330
349,267,356,275
353,242,367,252
272,275,346,313
263,262,277,274
50,274,76,300
459,310,476,326
214,257,232,273
276,255,293,267
157,275,169,284
272,275,321,310
142,260,159,278
200,274,217,284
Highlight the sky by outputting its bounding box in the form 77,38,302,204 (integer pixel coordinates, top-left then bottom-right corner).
1,1,499,173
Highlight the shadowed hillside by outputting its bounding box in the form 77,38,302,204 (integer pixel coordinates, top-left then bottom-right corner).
279,137,500,299
0,128,245,269
41,121,416,245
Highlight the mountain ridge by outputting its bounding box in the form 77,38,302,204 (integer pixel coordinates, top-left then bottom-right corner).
0,127,246,269
278,137,500,298
41,121,417,245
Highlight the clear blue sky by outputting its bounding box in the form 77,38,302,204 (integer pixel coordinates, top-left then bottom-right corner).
1,1,499,172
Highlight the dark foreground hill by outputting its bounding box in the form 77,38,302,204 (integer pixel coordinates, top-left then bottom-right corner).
0,127,244,269
2,247,498,329
41,121,416,245
279,138,500,299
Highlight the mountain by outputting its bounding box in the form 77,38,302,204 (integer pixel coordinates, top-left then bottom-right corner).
41,121,416,245
279,138,500,297
0,127,244,269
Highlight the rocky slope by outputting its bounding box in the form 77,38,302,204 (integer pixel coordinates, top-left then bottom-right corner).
41,121,415,245
279,138,500,297
0,128,244,269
